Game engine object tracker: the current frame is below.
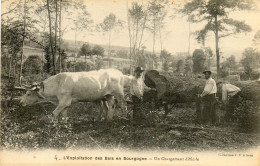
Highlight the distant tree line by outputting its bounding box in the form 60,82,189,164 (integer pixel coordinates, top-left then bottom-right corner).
1,0,259,86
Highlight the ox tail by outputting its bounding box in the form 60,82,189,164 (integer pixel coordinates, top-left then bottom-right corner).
41,82,44,92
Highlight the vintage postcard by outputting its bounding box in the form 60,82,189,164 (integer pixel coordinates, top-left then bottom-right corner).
1,0,260,165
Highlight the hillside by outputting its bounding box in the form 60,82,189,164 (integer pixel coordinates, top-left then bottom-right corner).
24,36,131,54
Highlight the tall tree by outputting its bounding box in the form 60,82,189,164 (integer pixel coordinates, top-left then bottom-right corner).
78,43,92,64
19,0,27,85
46,0,55,74
192,49,206,74
97,13,123,67
1,22,23,79
182,0,252,76
160,49,172,71
91,45,105,56
1,0,38,81
224,55,238,72
184,56,193,76
128,2,148,72
68,2,93,61
36,0,71,73
203,47,213,70
147,0,169,56
176,59,184,72
241,47,260,79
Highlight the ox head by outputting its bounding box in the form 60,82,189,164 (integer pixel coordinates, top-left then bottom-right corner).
20,82,45,106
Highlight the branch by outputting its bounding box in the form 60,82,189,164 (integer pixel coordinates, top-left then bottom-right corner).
1,1,21,16
222,18,252,33
219,32,234,39
6,27,47,50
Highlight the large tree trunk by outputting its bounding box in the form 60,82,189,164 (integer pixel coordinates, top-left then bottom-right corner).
127,13,132,73
188,22,191,56
8,56,12,79
47,0,56,75
54,0,58,73
215,15,220,77
152,18,156,70
134,19,139,67
126,2,132,73
19,0,27,86
59,0,62,72
74,26,77,57
145,70,260,105
108,32,111,68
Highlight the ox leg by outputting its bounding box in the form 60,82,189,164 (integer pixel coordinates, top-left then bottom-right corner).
52,97,72,122
97,100,105,121
61,108,69,123
114,92,127,115
104,96,115,121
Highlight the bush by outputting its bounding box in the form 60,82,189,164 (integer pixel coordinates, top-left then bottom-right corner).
122,66,130,75
23,55,42,75
234,100,260,133
250,71,260,80
66,62,95,72
239,71,260,81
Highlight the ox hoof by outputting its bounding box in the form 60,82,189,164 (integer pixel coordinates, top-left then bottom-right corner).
61,117,69,123
47,114,58,124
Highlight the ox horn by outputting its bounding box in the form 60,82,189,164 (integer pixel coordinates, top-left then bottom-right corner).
28,82,41,91
36,92,45,99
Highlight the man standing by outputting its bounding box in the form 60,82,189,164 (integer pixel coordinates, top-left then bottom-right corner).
130,67,146,124
199,71,217,125
217,82,241,122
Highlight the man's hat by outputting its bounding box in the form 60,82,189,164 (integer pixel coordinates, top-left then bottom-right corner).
216,81,223,85
134,67,144,73
202,70,212,75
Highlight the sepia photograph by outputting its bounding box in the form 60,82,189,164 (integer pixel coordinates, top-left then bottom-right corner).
1,0,260,165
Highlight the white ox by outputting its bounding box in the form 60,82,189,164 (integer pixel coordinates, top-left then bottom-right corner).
20,69,129,122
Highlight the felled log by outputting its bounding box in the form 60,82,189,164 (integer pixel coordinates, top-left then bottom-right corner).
145,70,205,103
232,80,260,104
144,70,260,105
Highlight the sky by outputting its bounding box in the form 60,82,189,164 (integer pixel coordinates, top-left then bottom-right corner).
2,0,260,61
61,0,260,61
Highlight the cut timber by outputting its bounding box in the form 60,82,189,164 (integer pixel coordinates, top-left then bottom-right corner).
144,70,260,105
232,81,260,103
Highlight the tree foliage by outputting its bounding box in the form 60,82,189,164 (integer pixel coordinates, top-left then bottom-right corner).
223,55,238,71
160,49,172,72
91,45,105,56
182,0,253,75
176,60,184,72
78,43,92,58
128,2,148,71
147,0,169,54
192,49,207,74
241,47,260,78
184,56,193,76
23,55,42,75
97,13,123,67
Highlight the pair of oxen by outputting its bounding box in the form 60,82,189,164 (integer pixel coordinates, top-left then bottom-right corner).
18,69,180,123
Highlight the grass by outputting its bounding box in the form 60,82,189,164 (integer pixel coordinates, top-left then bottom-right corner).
1,98,259,152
